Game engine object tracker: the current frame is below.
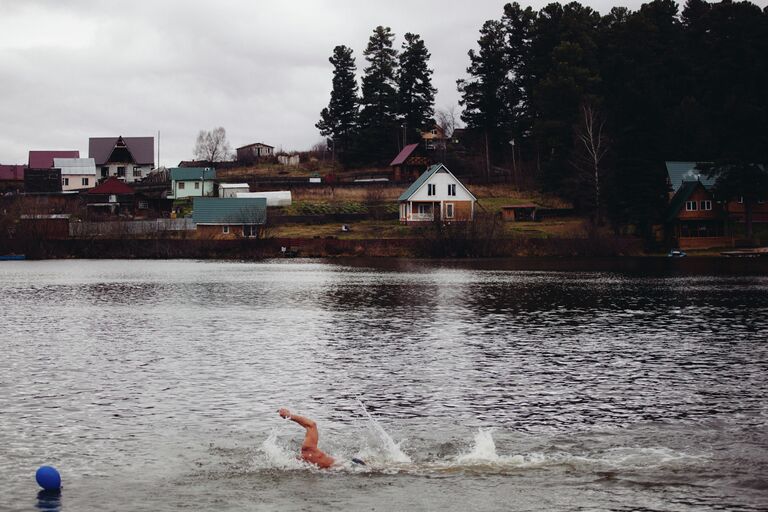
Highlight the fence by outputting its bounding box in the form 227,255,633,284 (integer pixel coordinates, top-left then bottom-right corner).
70,218,195,237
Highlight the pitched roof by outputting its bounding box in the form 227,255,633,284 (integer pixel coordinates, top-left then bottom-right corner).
390,143,419,166
170,167,216,181
237,142,274,150
192,197,267,225
28,150,80,169
89,137,154,166
0,164,26,181
397,163,476,202
87,176,136,195
53,158,96,175
665,180,706,222
666,161,716,191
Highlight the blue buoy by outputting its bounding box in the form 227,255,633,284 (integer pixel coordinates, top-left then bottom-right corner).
35,466,61,491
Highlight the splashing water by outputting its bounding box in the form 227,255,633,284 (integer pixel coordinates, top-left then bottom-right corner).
456,429,501,463
258,428,306,470
357,400,412,463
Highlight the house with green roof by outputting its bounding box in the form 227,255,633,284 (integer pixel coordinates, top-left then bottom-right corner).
398,163,476,224
192,197,266,239
169,167,216,199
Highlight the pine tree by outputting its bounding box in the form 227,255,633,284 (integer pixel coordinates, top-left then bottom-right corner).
358,26,400,165
457,19,516,177
316,45,359,165
397,33,436,145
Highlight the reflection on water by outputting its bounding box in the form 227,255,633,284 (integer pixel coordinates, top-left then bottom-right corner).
35,490,61,511
0,259,767,512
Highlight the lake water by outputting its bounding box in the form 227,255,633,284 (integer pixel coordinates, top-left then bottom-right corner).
1,259,767,511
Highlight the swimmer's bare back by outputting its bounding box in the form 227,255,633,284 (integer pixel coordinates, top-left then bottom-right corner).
278,408,336,469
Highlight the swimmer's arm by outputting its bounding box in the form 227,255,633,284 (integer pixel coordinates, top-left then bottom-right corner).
278,408,316,429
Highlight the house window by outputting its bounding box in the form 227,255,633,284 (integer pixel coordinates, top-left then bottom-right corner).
117,166,126,177
178,182,185,190
133,167,142,177
63,177,69,186
138,200,149,209
427,184,436,196
738,196,744,203
431,129,437,135
700,200,712,211
417,204,430,215
82,177,89,186
194,182,200,189
222,225,230,234
101,166,109,177
243,225,258,237
446,203,455,219
685,201,698,211
448,184,456,196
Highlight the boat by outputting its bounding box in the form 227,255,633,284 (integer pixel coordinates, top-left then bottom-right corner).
0,254,26,261
667,249,687,258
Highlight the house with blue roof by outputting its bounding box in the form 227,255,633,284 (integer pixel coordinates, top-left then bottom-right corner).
169,167,216,199
192,197,267,239
398,163,476,224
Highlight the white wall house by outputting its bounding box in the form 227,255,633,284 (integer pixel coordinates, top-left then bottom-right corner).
398,163,476,223
219,183,250,198
54,157,97,191
169,167,216,199
89,136,154,183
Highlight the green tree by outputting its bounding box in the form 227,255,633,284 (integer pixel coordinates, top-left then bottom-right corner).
397,33,436,145
358,26,399,165
457,19,516,177
316,45,359,166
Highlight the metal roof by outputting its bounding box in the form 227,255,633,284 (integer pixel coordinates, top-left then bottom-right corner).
89,136,154,165
28,150,80,169
397,163,476,202
53,158,96,175
666,161,715,191
236,142,274,150
170,167,217,181
390,143,419,166
0,164,25,181
192,197,267,225
87,176,136,195
218,183,249,189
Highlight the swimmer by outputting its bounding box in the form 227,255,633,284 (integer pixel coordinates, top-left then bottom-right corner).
278,408,365,468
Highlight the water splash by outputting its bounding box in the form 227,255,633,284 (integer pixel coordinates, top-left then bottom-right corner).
357,400,411,463
258,428,306,470
456,428,500,463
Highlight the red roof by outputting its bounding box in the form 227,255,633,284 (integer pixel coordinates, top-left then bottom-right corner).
28,150,80,169
87,176,136,195
0,164,26,181
390,143,419,166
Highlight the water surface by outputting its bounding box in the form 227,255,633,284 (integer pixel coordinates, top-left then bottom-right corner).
1,259,766,511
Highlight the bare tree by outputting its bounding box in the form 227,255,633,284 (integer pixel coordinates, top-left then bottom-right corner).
435,105,460,137
194,127,232,162
571,104,610,222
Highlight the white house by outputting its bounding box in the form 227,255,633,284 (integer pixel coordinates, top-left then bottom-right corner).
169,167,216,199
398,163,476,224
219,183,250,198
53,157,97,191
89,136,154,183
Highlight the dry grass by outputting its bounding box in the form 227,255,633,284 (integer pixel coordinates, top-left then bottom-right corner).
268,220,411,239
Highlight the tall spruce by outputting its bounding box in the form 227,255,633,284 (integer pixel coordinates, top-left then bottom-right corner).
316,45,359,166
397,33,436,145
457,19,516,177
358,26,399,164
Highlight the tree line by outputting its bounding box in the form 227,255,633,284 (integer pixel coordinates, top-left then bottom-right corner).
318,0,768,233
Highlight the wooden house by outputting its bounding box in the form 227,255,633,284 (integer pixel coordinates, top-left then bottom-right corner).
421,124,448,151
390,143,431,182
85,177,154,218
192,197,267,239
236,142,274,163
398,163,476,224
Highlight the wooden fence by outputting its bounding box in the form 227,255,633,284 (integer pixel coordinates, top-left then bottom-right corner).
70,218,195,237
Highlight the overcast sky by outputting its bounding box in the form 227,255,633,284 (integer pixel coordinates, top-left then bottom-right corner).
2,0,766,167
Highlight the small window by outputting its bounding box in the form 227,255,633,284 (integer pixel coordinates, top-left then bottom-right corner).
63,177,69,186
133,167,142,177
138,200,149,209
194,182,200,189
446,203,455,218
700,200,712,211
427,183,436,196
82,177,89,186
243,225,258,237
222,225,230,234
738,196,744,204
101,166,109,177
431,129,437,135
117,166,126,177
178,182,185,190
685,201,698,211
417,204,430,215
448,184,456,196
